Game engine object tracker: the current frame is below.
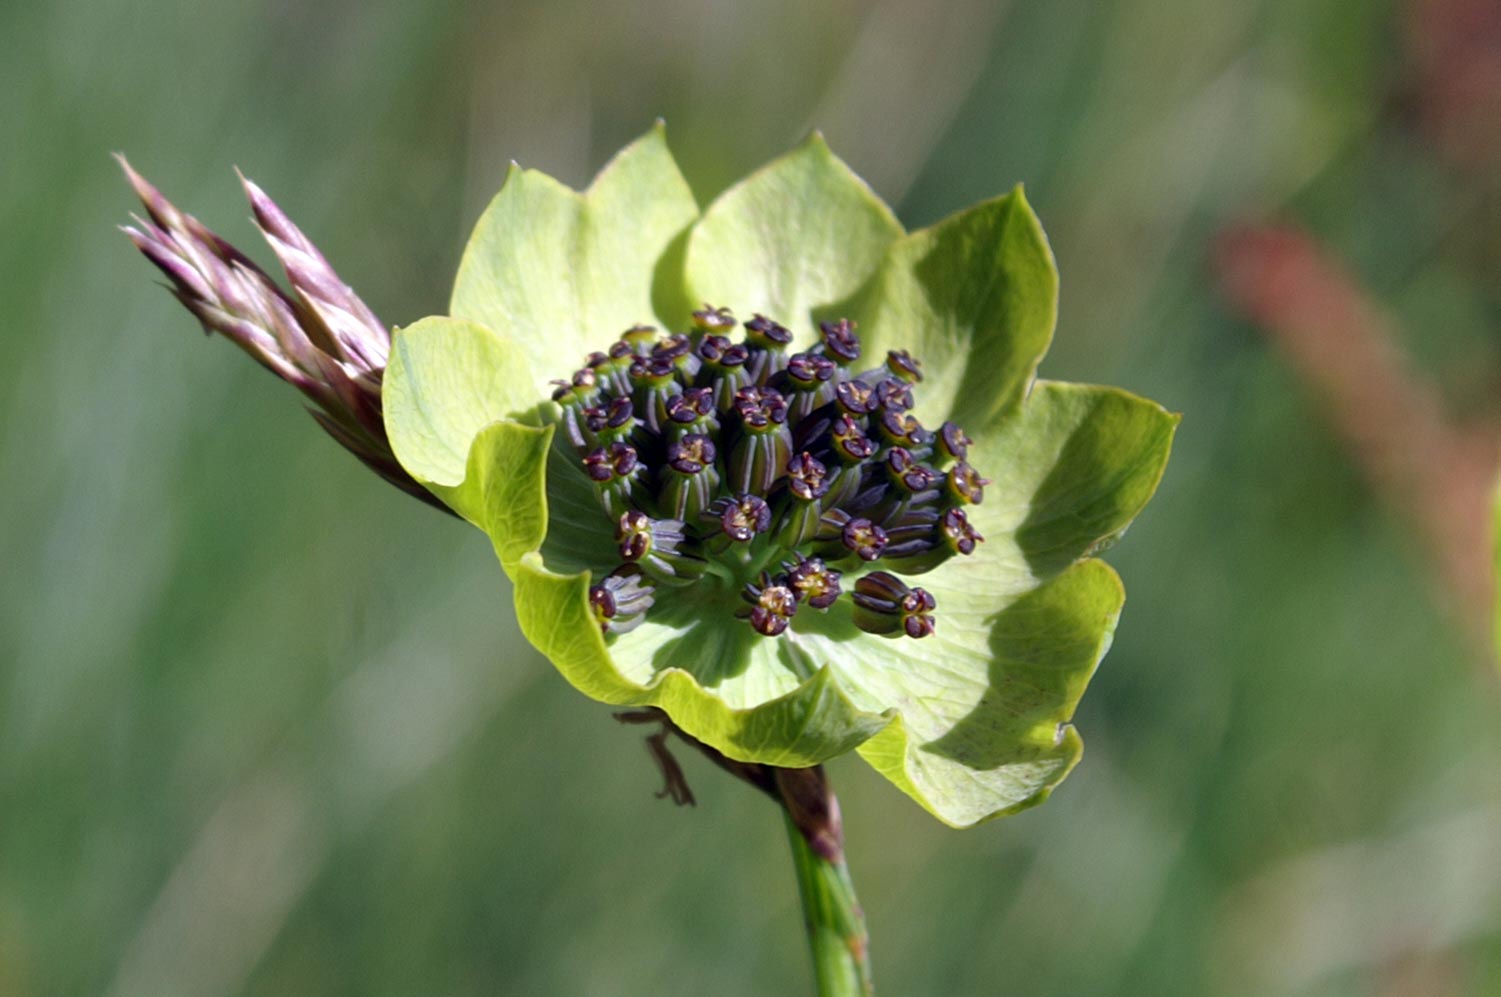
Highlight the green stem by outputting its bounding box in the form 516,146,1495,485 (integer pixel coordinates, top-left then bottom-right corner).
614,711,874,994
782,807,873,996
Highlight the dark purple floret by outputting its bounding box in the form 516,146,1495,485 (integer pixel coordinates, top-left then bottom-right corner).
584,442,639,483
835,379,879,415
743,575,798,637
876,409,927,448
716,495,772,542
785,555,842,610
851,571,937,638
666,387,715,425
787,451,830,501
735,385,789,429
885,448,937,493
940,508,983,555
900,592,938,638
841,517,889,562
628,356,677,385
885,350,923,383
653,334,693,361
617,510,655,561
585,395,636,438
589,567,655,635
551,366,599,403
947,461,989,505
817,318,861,365
667,434,715,473
831,415,876,463
786,352,836,387
874,379,914,412
697,333,749,368
691,303,737,338
744,313,793,348
937,421,971,464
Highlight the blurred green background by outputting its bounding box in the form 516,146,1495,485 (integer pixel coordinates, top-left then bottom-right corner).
3,0,1499,994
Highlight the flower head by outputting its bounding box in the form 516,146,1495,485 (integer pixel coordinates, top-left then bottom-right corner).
539,301,984,630
383,125,1178,827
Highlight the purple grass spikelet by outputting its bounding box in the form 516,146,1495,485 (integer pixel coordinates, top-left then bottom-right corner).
118,156,444,511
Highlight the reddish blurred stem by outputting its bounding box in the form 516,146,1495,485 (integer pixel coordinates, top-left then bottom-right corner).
1216,224,1498,659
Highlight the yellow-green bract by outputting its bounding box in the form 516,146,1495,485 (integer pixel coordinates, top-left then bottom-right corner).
382,124,1178,827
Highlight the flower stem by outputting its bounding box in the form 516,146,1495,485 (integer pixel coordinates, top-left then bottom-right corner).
614,709,874,994
781,805,873,996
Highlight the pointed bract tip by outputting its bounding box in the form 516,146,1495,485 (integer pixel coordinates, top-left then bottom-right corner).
114,153,156,201
234,166,267,200
234,165,257,197
235,168,281,228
